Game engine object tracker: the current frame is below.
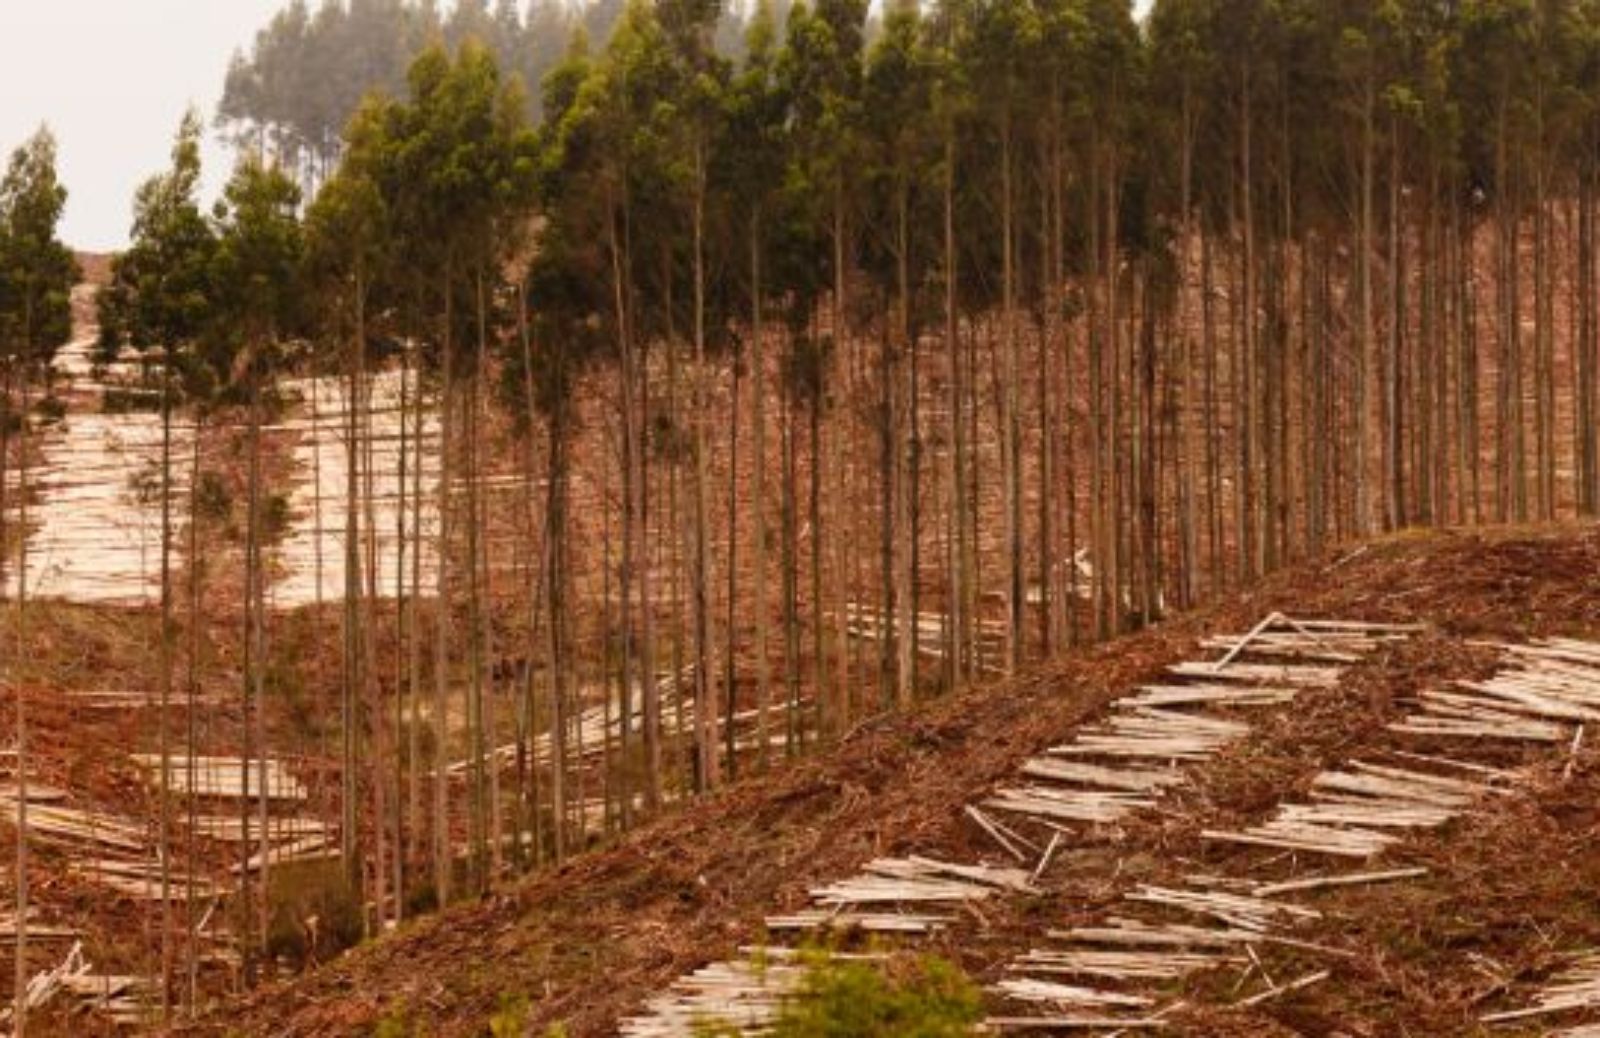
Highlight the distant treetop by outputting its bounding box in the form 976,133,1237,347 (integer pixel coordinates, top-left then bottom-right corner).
217,0,779,185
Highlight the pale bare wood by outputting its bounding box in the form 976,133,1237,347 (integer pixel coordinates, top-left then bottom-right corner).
1236,969,1330,1007
1253,867,1427,897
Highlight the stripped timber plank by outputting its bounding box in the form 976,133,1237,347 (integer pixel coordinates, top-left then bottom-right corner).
1123,685,1297,709
1010,949,1236,982
987,1016,1169,1031
1168,661,1342,687
764,910,951,934
1253,867,1427,898
1020,759,1183,792
993,978,1153,1009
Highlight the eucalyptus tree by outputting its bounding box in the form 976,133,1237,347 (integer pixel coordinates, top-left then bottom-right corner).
778,0,867,731
0,128,75,598
557,1,683,814
305,148,391,919
520,32,603,861
445,39,532,892
124,0,1600,958
414,40,534,889
658,0,732,793
1025,0,1088,650
863,0,939,708
921,0,975,686
0,126,75,1038
1572,0,1600,517
341,39,536,898
97,112,215,1015
343,53,466,901
221,0,426,182
715,0,787,769
957,0,1039,658
209,154,306,980
1460,0,1539,524
1146,0,1212,605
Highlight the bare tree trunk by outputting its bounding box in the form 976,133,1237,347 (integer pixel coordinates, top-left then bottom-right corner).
780,352,800,754
691,150,716,792
185,414,202,1010
11,355,30,1035
1387,115,1405,529
1358,67,1378,534
156,342,176,1022
235,344,271,985
393,352,412,911
404,352,423,876
545,409,569,863
432,276,455,907
943,131,965,687
252,361,271,973
343,328,363,908
750,213,771,769
1000,113,1022,671
723,338,741,778
1581,159,1598,515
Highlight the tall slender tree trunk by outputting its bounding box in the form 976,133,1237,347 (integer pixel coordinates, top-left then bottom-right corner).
432,275,455,906
723,334,741,779
11,352,30,1035
1358,68,1378,534
545,405,569,862
1580,159,1598,514
750,212,771,769
1000,112,1022,671
690,150,716,792
185,414,202,1009
943,131,966,687
158,343,175,1022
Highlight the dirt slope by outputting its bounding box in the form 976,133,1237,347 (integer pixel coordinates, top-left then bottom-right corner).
180,523,1600,1037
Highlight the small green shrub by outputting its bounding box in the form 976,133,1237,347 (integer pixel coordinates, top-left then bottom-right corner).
129,462,162,507
264,657,323,741
490,994,531,1037
33,396,66,423
694,952,982,1037
372,1006,416,1038
196,470,233,523
261,860,364,968
263,492,293,542
405,878,440,918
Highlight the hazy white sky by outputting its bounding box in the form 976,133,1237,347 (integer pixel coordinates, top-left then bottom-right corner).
2,0,1156,252
0,0,286,251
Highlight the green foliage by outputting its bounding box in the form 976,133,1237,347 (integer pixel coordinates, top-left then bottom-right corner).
263,491,293,543
98,111,216,394
260,860,365,969
32,395,65,424
489,994,531,1037
0,126,78,376
690,953,981,1038
211,155,306,364
404,876,441,919
372,1005,419,1038
264,649,320,740
769,954,981,1037
195,470,233,524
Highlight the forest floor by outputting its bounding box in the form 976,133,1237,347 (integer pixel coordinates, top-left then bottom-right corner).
171,521,1600,1037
